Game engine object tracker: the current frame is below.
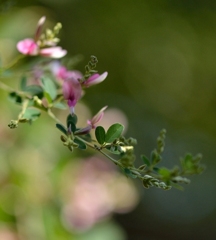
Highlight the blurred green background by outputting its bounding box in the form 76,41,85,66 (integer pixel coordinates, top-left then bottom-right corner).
1,0,216,239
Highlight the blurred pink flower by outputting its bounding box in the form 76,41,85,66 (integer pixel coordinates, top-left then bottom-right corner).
61,157,139,232
82,72,108,87
16,16,67,59
17,38,39,55
50,61,83,81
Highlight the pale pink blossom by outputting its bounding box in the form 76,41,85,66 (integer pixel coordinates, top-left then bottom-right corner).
39,47,67,58
61,157,139,232
82,72,108,87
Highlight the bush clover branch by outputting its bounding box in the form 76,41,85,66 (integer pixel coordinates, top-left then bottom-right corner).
0,16,205,191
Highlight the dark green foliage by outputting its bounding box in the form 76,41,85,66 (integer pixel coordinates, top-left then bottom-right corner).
8,92,22,104
74,138,87,150
66,114,77,133
95,126,106,144
105,123,124,143
56,123,67,135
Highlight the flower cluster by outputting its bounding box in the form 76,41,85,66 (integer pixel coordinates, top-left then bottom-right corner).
51,61,108,113
17,16,67,58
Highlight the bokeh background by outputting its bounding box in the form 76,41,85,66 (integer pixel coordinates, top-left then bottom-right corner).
1,0,216,239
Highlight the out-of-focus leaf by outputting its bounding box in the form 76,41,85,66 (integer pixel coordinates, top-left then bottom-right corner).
141,155,150,166
22,108,41,121
56,123,67,135
53,102,67,109
41,77,57,101
8,92,22,104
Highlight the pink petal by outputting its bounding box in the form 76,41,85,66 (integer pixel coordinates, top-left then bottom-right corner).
40,47,67,58
62,78,82,113
88,106,108,128
84,72,108,87
34,16,46,41
16,38,39,55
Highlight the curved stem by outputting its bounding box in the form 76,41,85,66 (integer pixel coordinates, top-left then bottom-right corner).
3,54,25,70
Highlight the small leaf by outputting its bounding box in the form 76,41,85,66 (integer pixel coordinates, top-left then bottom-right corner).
141,155,150,166
95,126,106,144
41,77,57,101
159,167,171,181
66,114,77,132
22,108,41,121
105,123,124,143
124,168,137,179
56,123,67,135
53,102,67,109
8,92,22,104
67,114,77,126
74,138,87,150
20,75,27,91
24,85,43,98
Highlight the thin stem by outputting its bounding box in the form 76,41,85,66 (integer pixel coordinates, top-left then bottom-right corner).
18,99,29,120
3,54,25,70
47,109,62,124
75,135,120,165
0,81,15,92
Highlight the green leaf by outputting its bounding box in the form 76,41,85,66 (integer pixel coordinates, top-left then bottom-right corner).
67,114,77,126
8,92,23,104
151,149,162,165
159,167,171,181
105,123,124,143
95,126,106,144
124,168,137,179
66,114,77,132
20,75,27,91
53,102,67,110
22,108,41,121
56,123,67,135
141,155,150,166
24,85,43,98
74,138,87,150
41,77,57,101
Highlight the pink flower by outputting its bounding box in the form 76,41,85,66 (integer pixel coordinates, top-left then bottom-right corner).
50,61,83,81
75,106,107,135
82,72,108,87
17,38,39,55
16,16,67,59
39,47,67,58
87,106,107,129
63,77,82,114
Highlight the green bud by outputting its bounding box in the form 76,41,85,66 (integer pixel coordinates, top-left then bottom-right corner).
8,120,18,129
